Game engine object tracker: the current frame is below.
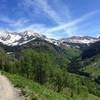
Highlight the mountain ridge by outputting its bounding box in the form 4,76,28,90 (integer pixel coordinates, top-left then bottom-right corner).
0,30,100,47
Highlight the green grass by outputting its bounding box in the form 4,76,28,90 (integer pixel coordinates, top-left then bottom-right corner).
81,56,100,78
88,94,100,100
4,72,70,100
3,72,100,100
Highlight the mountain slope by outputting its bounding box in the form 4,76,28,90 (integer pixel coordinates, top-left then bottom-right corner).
0,31,100,49
82,41,100,58
68,41,100,84
5,72,70,100
60,36,100,49
0,31,60,46
0,31,100,100
4,72,100,100
61,36,100,44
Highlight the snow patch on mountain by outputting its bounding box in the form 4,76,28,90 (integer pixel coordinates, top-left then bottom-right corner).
60,36,100,44
19,38,36,45
0,31,100,47
45,38,60,46
0,31,21,45
0,30,58,46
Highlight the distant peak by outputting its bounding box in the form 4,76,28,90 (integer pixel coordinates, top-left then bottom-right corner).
60,35,100,44
97,34,100,38
0,30,47,46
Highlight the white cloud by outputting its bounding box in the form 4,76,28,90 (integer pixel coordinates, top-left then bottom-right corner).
22,0,65,24
1,0,100,39
22,0,100,37
0,15,29,29
1,10,99,39
36,0,75,36
0,16,15,23
22,0,73,36
13,23,48,33
34,0,64,24
9,18,29,28
46,10,100,36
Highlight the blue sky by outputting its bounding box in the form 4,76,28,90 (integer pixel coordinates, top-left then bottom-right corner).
0,0,100,39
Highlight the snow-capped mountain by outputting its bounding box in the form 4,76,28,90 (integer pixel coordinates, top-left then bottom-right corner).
97,34,100,38
0,30,59,46
0,31,100,47
60,36,100,44
0,31,45,46
0,31,21,46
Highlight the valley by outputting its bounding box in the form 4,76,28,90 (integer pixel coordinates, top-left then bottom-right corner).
0,31,100,100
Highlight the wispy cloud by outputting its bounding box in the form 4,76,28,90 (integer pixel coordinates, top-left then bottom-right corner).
22,0,73,36
0,0,100,39
46,10,100,36
36,0,75,36
15,23,48,33
21,0,100,38
0,15,29,29
22,0,67,24
9,18,29,28
34,0,66,25
1,10,99,38
0,16,15,24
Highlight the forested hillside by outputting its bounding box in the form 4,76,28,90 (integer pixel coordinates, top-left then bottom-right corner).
0,40,100,100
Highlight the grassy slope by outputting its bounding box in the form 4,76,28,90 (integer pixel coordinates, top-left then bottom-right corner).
88,94,100,100
81,55,100,77
4,72,70,100
4,72,100,100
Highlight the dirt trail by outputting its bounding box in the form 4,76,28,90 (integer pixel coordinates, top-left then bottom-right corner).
0,74,25,100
